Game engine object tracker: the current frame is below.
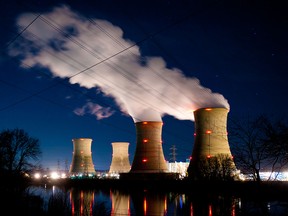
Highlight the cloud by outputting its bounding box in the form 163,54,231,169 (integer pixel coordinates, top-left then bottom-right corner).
9,5,229,122
74,102,114,120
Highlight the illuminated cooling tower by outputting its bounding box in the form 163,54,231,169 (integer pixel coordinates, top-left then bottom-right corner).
109,142,131,173
130,121,168,173
187,107,235,178
69,138,96,176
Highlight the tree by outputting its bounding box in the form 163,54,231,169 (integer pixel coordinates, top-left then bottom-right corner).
0,128,42,176
261,117,288,179
228,115,288,182
197,154,238,181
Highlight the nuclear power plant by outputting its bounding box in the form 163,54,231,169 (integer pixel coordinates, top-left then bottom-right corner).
69,138,96,177
109,142,131,174
187,107,236,179
130,121,168,173
120,121,179,180
66,108,236,181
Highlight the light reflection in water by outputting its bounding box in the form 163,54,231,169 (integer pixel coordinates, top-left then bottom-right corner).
179,195,183,208
208,204,212,216
143,197,147,215
70,188,94,216
110,189,130,216
130,189,167,216
68,189,239,216
25,185,288,216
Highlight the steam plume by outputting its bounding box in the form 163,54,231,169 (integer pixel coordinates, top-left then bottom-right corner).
9,5,229,122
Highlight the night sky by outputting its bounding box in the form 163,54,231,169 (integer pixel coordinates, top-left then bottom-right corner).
0,0,287,171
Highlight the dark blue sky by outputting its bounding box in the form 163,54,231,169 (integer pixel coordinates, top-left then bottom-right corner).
0,0,287,171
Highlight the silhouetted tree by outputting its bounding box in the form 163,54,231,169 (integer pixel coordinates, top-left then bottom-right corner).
0,128,42,214
228,115,288,181
261,117,288,179
197,154,238,181
0,128,42,176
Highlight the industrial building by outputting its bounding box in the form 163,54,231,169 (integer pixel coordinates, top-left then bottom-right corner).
109,142,131,174
187,107,236,179
129,121,168,173
69,138,96,177
67,107,237,181
121,121,178,180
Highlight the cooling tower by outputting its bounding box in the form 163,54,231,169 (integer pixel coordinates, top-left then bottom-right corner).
69,138,96,176
187,107,235,179
109,142,131,174
130,121,168,173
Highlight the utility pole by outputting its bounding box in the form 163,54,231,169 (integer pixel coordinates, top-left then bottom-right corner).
57,159,60,173
64,159,69,174
169,145,177,162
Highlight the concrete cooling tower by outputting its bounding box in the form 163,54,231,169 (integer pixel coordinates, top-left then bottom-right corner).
69,138,96,177
109,142,131,174
187,107,236,179
130,121,168,173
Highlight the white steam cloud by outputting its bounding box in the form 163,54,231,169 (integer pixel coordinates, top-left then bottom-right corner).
9,5,229,122
73,102,114,120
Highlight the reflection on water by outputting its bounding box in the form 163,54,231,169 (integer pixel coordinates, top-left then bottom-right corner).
188,195,238,216
70,188,94,216
26,185,288,216
110,189,131,215
131,189,167,215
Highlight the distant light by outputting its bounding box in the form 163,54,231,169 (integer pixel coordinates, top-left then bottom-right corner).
206,130,212,134
50,172,60,179
143,122,148,124
34,173,41,179
205,108,212,111
142,158,147,162
207,155,211,158
143,139,148,143
194,133,196,136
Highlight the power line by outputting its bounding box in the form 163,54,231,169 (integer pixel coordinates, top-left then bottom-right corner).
5,13,41,49
0,2,225,155
2,8,195,121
